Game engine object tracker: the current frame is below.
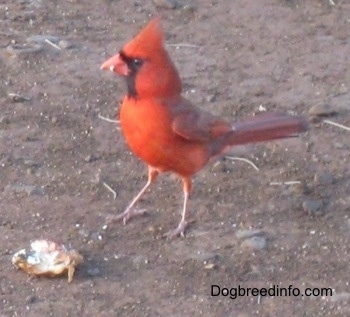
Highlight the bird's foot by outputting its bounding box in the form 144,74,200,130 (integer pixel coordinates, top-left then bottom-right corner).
106,208,147,225
163,220,188,239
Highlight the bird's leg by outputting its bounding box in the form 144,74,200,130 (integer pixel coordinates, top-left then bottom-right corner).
107,166,159,225
164,177,192,239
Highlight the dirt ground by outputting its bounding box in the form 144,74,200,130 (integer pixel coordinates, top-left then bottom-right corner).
1,0,349,316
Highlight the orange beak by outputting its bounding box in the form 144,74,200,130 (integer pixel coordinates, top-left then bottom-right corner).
100,53,129,76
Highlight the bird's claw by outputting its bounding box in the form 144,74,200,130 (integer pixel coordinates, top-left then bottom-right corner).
106,208,147,225
163,220,188,239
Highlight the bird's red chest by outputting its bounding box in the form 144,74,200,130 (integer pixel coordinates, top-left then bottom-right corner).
119,96,211,176
120,97,176,167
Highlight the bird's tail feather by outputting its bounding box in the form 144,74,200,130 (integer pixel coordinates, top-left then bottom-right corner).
226,112,308,146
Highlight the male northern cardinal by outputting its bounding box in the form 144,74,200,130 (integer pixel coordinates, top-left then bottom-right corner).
101,18,308,238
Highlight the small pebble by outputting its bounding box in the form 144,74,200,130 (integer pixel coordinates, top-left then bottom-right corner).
236,229,264,240
241,236,267,250
78,228,91,238
90,232,103,241
329,292,350,302
6,184,45,196
180,4,195,15
302,199,324,215
24,159,40,167
84,154,97,163
84,154,92,162
204,262,216,270
132,255,149,269
290,181,310,195
8,93,31,102
6,44,43,55
58,40,74,49
314,172,334,186
87,267,101,277
308,104,336,117
206,94,216,103
27,35,60,44
25,295,37,304
194,252,220,262
153,0,178,9
0,116,10,124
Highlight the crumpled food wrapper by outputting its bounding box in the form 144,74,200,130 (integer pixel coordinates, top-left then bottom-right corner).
12,239,83,283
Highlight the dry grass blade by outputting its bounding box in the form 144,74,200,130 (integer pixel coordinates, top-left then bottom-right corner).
167,43,200,48
98,114,119,123
45,39,62,50
103,182,117,200
270,181,301,186
225,156,260,171
323,119,350,132
98,114,121,130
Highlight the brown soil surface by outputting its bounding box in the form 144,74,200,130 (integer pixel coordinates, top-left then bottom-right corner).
1,0,349,316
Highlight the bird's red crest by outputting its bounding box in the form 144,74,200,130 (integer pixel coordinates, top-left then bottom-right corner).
123,17,163,58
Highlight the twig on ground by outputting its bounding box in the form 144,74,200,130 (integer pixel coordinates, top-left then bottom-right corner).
270,181,301,186
45,39,62,50
98,114,119,123
98,114,121,130
167,43,200,48
323,119,350,132
225,156,260,171
102,182,117,200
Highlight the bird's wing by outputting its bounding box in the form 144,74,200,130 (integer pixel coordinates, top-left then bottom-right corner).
171,98,232,143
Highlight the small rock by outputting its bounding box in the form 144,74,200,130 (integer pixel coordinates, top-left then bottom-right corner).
329,292,350,302
206,94,216,103
194,252,220,262
27,35,60,44
314,172,334,186
87,267,101,277
84,154,92,162
6,184,45,196
90,171,102,184
302,199,324,215
204,262,216,270
236,229,264,240
241,236,267,250
78,228,91,238
8,93,31,103
211,158,227,173
7,43,43,55
308,104,336,117
25,295,37,304
180,4,195,15
132,255,149,269
58,40,74,49
290,181,310,195
153,0,178,9
90,232,103,241
0,116,10,124
0,283,6,295
84,154,97,163
24,159,40,167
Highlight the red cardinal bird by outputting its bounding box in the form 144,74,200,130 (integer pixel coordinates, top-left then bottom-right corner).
101,18,308,238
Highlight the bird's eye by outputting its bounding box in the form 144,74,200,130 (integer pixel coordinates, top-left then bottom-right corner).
132,58,144,67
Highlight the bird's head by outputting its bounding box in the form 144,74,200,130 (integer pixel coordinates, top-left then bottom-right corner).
101,17,182,99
